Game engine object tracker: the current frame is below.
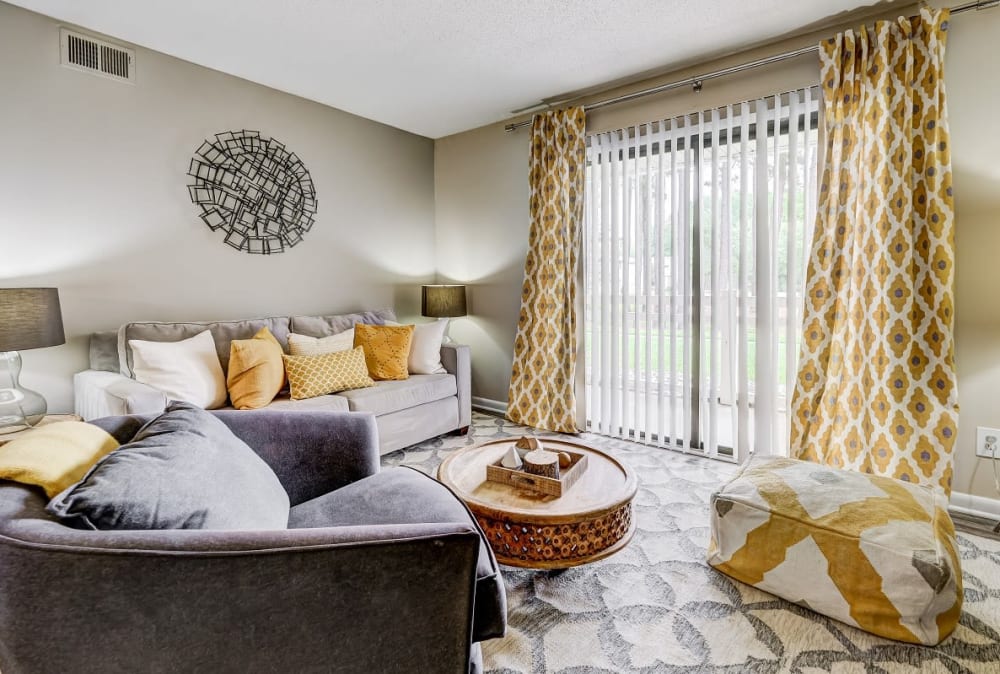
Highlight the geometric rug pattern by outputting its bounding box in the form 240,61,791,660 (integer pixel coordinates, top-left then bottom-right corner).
385,413,1000,673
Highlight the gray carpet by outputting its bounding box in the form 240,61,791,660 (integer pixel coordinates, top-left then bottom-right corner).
385,412,1000,673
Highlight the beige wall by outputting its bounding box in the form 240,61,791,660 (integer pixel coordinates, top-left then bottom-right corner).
0,2,436,414
434,3,1000,500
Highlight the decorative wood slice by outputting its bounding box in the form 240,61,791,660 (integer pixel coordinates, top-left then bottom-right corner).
522,449,559,479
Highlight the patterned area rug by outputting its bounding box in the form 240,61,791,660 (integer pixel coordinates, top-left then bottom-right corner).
385,413,1000,673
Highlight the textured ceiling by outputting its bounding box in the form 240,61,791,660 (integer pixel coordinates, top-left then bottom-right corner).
8,0,881,138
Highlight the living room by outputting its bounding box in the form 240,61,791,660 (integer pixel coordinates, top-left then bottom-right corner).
1,0,999,672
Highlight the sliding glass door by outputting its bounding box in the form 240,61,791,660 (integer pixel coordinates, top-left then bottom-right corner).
583,87,819,462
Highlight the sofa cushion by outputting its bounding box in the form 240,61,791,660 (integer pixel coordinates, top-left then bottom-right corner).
130,330,228,409
283,348,375,400
707,455,962,646
0,422,119,498
353,323,414,381
387,319,448,374
288,330,354,356
287,466,506,641
47,402,290,531
118,316,291,377
289,309,395,338
263,393,350,412
228,327,286,410
336,374,456,416
89,330,120,372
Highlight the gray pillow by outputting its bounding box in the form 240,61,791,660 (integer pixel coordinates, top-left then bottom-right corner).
47,402,290,530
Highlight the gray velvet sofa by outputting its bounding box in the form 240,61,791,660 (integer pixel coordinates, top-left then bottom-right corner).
73,309,471,455
0,409,506,673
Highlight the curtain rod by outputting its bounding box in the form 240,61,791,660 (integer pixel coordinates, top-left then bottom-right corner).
503,0,997,132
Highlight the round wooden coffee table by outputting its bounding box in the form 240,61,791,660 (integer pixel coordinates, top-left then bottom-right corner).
437,438,637,569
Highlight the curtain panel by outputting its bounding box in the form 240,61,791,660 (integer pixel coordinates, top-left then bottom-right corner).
791,8,957,493
507,107,586,433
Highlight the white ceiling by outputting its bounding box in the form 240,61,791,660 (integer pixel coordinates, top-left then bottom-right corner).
8,0,882,138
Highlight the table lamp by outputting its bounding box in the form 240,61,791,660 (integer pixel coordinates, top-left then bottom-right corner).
421,285,467,318
0,288,65,432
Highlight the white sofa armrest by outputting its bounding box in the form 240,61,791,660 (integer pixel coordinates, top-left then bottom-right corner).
73,370,168,420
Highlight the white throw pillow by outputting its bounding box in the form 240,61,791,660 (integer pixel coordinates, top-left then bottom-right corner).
387,319,448,374
287,329,355,356
129,330,227,409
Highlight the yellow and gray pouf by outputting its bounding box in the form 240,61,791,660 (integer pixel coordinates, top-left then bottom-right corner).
708,455,962,646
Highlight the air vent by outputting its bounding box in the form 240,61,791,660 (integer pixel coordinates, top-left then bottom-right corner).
60,28,135,84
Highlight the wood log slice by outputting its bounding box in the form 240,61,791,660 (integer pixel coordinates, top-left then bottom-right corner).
523,449,560,479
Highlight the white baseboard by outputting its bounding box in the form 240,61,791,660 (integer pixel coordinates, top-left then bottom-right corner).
950,490,1000,521
472,396,507,416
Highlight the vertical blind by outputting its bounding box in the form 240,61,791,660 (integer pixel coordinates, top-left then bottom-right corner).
583,86,820,462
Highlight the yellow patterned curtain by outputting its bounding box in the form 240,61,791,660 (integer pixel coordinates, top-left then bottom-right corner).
507,107,586,433
791,8,957,493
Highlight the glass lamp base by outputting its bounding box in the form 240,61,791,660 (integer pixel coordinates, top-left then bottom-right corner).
0,351,48,433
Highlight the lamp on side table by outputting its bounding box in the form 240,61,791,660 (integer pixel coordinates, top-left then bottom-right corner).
0,288,66,433
421,284,467,319
421,284,467,342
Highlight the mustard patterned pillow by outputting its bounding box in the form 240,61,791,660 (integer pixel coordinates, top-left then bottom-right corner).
353,323,414,381
282,347,374,400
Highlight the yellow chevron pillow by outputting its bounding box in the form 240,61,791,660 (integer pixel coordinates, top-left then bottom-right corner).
353,323,414,381
282,347,374,400
0,422,119,498
708,456,962,646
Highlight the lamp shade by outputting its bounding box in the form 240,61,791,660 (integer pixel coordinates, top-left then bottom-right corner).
0,288,66,352
422,285,467,318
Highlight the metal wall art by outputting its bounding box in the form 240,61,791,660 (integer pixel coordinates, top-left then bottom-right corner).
187,130,317,254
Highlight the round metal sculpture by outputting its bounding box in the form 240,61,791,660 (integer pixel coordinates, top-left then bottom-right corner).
187,130,317,254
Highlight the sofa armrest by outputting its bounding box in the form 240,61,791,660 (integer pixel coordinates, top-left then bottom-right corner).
73,370,168,420
0,498,480,673
89,410,381,507
441,343,471,429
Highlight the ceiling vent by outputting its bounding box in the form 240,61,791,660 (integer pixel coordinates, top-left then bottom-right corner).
60,28,135,84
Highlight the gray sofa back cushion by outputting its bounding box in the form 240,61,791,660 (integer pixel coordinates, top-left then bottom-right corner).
47,402,290,530
89,330,121,372
118,316,292,376
289,309,396,338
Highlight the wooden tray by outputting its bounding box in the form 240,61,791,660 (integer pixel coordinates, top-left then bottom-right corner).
485,449,588,497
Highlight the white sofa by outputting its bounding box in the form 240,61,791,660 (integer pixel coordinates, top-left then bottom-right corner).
73,309,471,455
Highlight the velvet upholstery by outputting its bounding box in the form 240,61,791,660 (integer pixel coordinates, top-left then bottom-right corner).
289,466,507,641
0,410,505,672
49,403,290,530
91,409,381,507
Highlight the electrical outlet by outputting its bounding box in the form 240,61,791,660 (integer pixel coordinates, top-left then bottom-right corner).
976,427,1000,459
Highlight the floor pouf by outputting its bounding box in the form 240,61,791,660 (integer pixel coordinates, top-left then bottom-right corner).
707,455,962,645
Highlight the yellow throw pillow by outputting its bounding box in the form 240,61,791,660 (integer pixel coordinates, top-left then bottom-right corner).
353,323,414,381
0,422,119,498
282,346,375,400
228,327,286,410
